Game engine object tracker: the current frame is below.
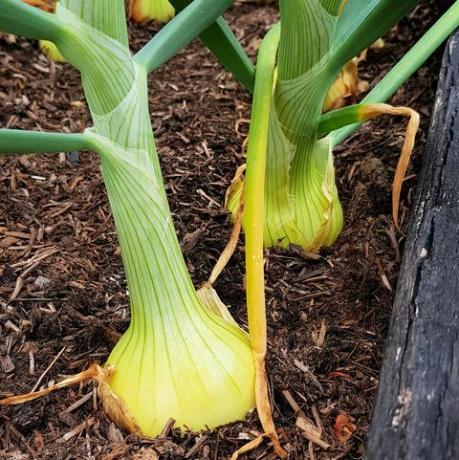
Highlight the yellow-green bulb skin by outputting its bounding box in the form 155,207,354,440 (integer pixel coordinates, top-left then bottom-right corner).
226,137,343,253
106,289,255,437
39,40,66,63
289,138,344,252
130,0,175,23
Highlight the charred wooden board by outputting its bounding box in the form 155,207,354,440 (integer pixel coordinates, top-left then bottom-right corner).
367,30,459,460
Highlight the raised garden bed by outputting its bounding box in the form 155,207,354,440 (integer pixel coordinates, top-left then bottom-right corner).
0,1,453,459
368,29,459,460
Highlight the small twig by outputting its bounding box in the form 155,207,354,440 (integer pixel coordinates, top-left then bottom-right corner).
62,416,96,441
29,350,35,375
375,257,393,291
8,248,58,303
312,319,327,348
5,320,20,333
31,346,66,392
184,436,208,458
282,390,307,420
64,391,94,413
311,405,324,436
295,417,330,450
159,417,175,438
309,441,316,460
293,359,324,392
93,384,98,411
0,355,15,373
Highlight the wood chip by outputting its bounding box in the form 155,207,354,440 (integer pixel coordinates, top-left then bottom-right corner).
159,417,175,438
282,390,307,420
107,423,124,444
0,236,20,248
296,417,330,450
312,319,327,348
64,391,93,413
130,447,159,460
9,277,24,302
100,442,128,460
5,231,33,239
184,436,208,458
333,413,357,444
62,417,96,441
376,256,393,291
0,355,15,373
293,359,323,392
311,405,324,435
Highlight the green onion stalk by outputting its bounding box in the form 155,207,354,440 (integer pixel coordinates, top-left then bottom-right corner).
227,0,459,251
0,0,256,438
240,24,287,459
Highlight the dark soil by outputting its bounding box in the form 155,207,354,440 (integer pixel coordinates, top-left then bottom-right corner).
0,1,444,459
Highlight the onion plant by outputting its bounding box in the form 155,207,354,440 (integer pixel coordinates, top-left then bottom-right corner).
0,0,263,442
2,0,459,456
226,0,459,252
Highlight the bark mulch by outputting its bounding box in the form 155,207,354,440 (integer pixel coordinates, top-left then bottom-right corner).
0,1,444,459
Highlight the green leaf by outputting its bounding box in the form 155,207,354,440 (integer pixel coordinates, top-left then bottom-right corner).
263,105,302,248
56,4,135,115
134,0,235,74
331,0,459,145
278,0,342,80
328,0,418,73
276,0,342,148
0,0,65,42
318,103,364,137
60,0,129,47
171,0,255,91
0,129,93,155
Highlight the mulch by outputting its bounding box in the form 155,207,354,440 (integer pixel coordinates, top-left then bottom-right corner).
0,1,445,459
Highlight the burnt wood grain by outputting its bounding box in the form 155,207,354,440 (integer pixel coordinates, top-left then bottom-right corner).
366,30,459,460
